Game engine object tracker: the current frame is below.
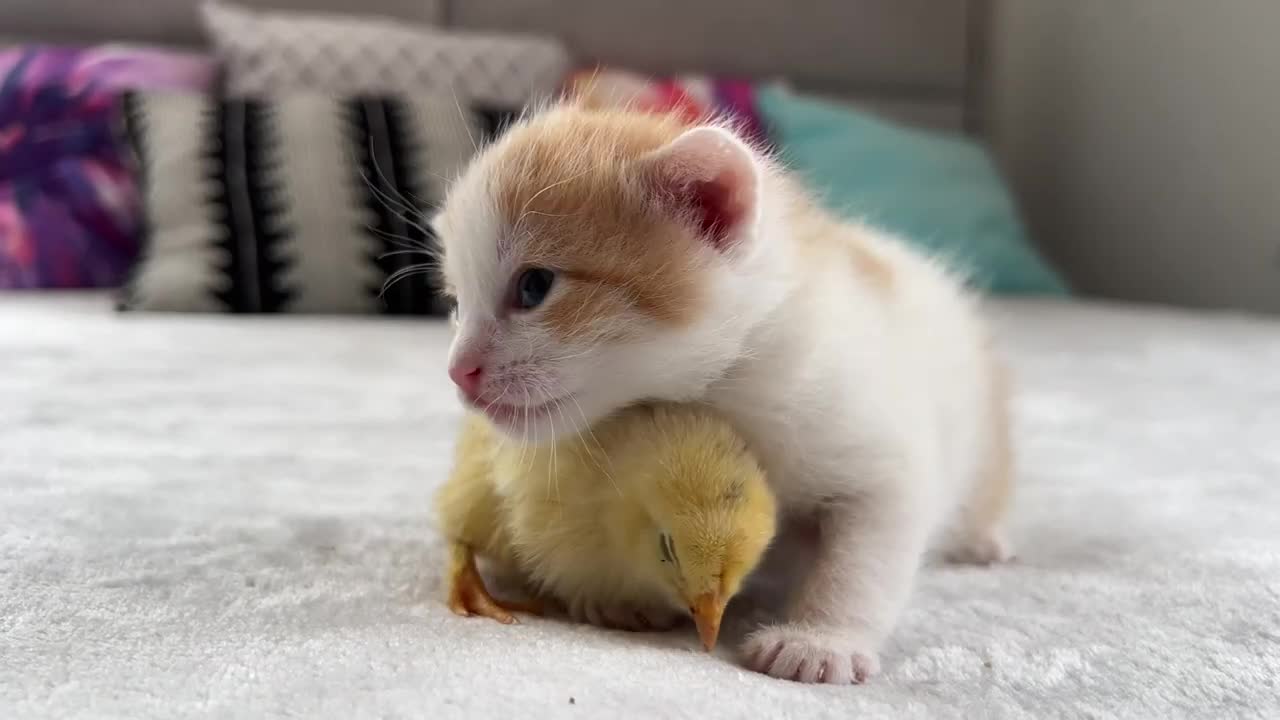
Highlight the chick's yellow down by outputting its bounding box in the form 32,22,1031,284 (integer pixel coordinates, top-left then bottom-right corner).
436,402,777,650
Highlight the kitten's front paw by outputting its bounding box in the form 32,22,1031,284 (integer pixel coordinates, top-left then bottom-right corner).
569,598,682,632
741,623,880,684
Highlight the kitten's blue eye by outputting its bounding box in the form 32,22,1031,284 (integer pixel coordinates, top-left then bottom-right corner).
514,268,555,310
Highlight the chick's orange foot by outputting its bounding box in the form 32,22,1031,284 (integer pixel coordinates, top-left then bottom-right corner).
447,544,543,624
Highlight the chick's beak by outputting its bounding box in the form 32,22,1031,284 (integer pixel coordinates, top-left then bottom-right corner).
691,592,726,651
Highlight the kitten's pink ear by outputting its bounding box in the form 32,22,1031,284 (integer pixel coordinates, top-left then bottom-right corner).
637,126,760,253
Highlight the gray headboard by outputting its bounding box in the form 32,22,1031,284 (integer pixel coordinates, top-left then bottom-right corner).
2,0,984,132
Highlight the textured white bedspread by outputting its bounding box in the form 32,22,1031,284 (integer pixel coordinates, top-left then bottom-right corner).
2,294,1278,719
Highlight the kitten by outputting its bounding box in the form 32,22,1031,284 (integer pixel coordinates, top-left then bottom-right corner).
436,103,1013,684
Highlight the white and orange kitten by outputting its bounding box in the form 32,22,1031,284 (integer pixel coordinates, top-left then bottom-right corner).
437,104,1013,684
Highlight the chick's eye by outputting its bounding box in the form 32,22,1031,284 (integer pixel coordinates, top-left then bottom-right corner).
659,533,677,564
514,268,555,310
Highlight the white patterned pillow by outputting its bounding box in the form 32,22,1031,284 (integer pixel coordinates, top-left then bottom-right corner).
119,91,499,314
201,1,570,109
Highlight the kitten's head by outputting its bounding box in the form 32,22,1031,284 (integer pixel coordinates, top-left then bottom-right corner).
437,105,779,441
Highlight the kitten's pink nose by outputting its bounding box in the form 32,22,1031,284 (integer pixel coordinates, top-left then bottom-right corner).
449,360,485,400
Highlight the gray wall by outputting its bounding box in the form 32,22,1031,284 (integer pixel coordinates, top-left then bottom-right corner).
985,1,1279,313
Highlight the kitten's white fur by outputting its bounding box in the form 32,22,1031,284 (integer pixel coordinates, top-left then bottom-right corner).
440,117,1008,684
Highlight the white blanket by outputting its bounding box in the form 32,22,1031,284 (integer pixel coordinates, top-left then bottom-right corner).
2,294,1277,719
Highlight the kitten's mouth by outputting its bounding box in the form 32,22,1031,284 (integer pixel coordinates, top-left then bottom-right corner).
473,394,570,429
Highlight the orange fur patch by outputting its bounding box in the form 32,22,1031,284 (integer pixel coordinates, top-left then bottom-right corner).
489,107,709,340
787,199,895,292
849,242,895,291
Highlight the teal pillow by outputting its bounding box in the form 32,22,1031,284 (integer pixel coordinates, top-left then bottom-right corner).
756,87,1067,295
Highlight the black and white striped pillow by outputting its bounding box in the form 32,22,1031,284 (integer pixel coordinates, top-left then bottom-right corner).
120,93,510,314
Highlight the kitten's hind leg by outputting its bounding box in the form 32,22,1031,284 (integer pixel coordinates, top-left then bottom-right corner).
946,357,1015,566
943,441,1013,565
945,523,1013,566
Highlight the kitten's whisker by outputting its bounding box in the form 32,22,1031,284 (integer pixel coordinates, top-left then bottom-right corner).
523,387,545,494
536,383,561,504
359,164,430,220
480,382,509,417
368,142,447,207
547,392,591,504
359,167,438,239
368,225,439,253
366,145,439,217
381,256,441,279
539,346,596,364
380,264,436,297
382,264,435,287
385,257,438,274
516,404,530,476
363,197,437,243
522,209,583,220
372,228,441,252
566,394,619,496
451,85,479,154
378,248,439,261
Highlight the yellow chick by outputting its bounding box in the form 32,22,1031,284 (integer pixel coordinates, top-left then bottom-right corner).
436,402,777,651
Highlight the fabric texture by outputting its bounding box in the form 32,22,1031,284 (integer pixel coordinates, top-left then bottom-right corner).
121,91,483,314
757,86,1068,295
0,45,215,289
565,67,771,149
0,0,447,47
450,0,970,102
2,294,1277,718
202,1,570,109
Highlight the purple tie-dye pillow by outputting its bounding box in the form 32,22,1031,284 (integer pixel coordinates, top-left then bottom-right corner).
0,46,215,289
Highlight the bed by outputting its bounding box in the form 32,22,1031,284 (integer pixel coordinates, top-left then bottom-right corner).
3,293,1278,717
3,1,1278,717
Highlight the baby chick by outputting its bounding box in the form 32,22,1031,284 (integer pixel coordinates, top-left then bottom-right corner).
436,402,777,650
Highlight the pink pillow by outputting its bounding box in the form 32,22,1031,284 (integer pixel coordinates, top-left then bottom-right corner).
0,45,216,289
565,67,770,149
